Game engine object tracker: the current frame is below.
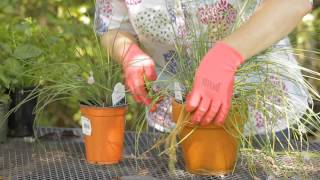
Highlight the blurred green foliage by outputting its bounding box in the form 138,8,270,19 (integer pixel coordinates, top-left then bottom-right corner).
0,1,319,128
0,0,144,129
290,8,320,90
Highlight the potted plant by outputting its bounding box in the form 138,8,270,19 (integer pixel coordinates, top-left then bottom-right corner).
24,28,128,164
140,2,252,175
79,82,127,164
1,15,128,164
147,2,320,178
161,39,320,178
166,32,249,175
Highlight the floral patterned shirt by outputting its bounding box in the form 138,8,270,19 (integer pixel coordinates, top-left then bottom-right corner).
95,0,309,134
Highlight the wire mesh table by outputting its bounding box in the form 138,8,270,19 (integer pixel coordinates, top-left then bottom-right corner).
0,127,320,180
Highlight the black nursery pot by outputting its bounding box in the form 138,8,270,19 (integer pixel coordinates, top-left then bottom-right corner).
0,103,9,143
8,87,37,137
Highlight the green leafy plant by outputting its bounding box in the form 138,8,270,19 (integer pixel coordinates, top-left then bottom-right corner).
0,18,45,91
0,18,45,130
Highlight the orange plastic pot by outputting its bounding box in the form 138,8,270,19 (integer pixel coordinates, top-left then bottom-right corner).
172,100,245,175
80,105,127,165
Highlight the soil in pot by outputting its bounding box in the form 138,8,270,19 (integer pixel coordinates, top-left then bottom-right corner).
172,100,246,175
80,105,127,164
0,103,9,143
8,87,37,137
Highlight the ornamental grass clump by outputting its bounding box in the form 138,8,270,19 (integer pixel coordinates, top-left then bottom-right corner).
19,26,126,113
144,1,320,177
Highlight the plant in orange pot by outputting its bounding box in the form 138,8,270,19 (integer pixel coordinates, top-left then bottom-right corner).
157,36,320,177
148,2,320,177
78,75,127,165
25,34,128,165
159,31,250,175
170,100,247,175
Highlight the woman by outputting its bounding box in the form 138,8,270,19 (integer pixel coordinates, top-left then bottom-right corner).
95,0,314,134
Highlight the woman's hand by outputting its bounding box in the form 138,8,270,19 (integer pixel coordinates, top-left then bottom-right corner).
185,0,312,126
101,31,158,109
185,42,244,126
123,44,157,106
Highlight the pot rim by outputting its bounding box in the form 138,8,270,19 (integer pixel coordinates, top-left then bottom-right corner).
9,86,37,93
79,103,128,109
80,104,128,117
172,100,245,130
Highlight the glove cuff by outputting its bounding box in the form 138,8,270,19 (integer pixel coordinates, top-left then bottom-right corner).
122,43,143,67
214,41,245,68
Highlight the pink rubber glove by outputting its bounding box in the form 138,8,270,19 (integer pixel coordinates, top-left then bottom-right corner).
123,44,157,110
185,42,244,126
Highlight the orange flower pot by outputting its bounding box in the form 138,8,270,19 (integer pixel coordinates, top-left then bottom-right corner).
172,100,246,175
80,105,127,165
